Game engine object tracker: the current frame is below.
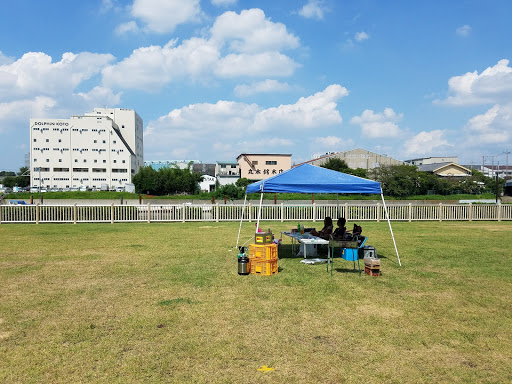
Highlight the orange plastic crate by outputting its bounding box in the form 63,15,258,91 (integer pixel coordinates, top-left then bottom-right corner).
249,243,278,261
250,259,278,276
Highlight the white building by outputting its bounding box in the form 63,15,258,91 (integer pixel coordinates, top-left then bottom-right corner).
215,161,240,186
30,108,143,190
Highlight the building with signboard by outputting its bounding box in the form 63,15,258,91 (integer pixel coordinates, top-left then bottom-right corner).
236,154,292,180
30,108,143,190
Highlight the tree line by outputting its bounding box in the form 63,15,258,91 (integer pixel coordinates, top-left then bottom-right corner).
317,158,502,197
0,167,30,188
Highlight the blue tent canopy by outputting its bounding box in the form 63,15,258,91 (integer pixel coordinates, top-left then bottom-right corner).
245,164,382,194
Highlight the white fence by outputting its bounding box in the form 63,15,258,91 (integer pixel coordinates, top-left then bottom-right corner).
1,202,511,224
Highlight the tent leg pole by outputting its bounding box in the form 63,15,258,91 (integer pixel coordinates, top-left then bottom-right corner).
236,194,247,250
255,191,264,233
381,191,401,266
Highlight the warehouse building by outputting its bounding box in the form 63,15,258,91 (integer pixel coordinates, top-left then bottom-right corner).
30,108,143,190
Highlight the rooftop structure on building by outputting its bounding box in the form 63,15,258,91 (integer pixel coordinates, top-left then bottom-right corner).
30,108,143,190
300,148,404,170
404,156,458,166
416,162,471,177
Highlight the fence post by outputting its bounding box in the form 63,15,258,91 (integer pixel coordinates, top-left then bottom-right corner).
408,203,412,222
344,203,348,220
497,202,502,222
147,203,151,223
281,202,284,222
376,203,381,222
74,203,78,224
36,203,40,224
439,203,443,222
469,203,472,221
216,203,219,222
312,202,316,222
111,203,114,224
248,203,252,222
182,203,186,223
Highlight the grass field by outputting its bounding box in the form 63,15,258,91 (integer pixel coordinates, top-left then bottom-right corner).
1,221,511,383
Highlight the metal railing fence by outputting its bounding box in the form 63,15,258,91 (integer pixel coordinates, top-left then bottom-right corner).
1,202,511,224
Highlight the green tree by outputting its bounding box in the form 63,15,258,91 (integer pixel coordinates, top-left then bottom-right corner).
369,165,422,197
321,158,350,173
212,183,245,199
2,167,30,188
235,178,251,189
132,165,203,195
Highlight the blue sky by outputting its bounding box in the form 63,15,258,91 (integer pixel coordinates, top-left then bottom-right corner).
1,0,511,172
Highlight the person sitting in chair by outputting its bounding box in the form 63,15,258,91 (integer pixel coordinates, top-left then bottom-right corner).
309,216,333,239
332,217,347,239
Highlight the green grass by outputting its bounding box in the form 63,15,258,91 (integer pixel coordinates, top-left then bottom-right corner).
0,221,511,383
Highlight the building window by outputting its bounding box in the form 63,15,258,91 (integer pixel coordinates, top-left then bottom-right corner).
113,160,117,163
94,160,97,163
34,159,37,162
59,159,62,163
74,159,78,163
266,161,277,165
122,160,126,163
102,140,106,144
58,139,62,143
94,140,97,143
46,159,49,162
221,165,226,169
252,161,258,165
33,139,36,142
83,159,87,163
46,139,49,142
113,140,117,144
103,160,106,163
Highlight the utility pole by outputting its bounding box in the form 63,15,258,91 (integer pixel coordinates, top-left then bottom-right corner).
504,150,510,179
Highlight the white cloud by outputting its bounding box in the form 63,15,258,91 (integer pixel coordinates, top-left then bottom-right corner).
211,9,300,53
298,0,327,21
0,51,14,65
100,0,115,13
350,107,403,138
355,31,369,42
0,97,56,133
102,38,219,91
75,86,122,108
456,25,471,37
143,84,348,161
129,0,202,34
463,104,511,146
0,52,120,133
0,52,115,101
215,52,299,78
314,136,354,149
211,0,237,6
436,59,512,106
234,79,291,97
404,130,451,156
251,84,348,131
103,9,301,90
115,21,139,35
